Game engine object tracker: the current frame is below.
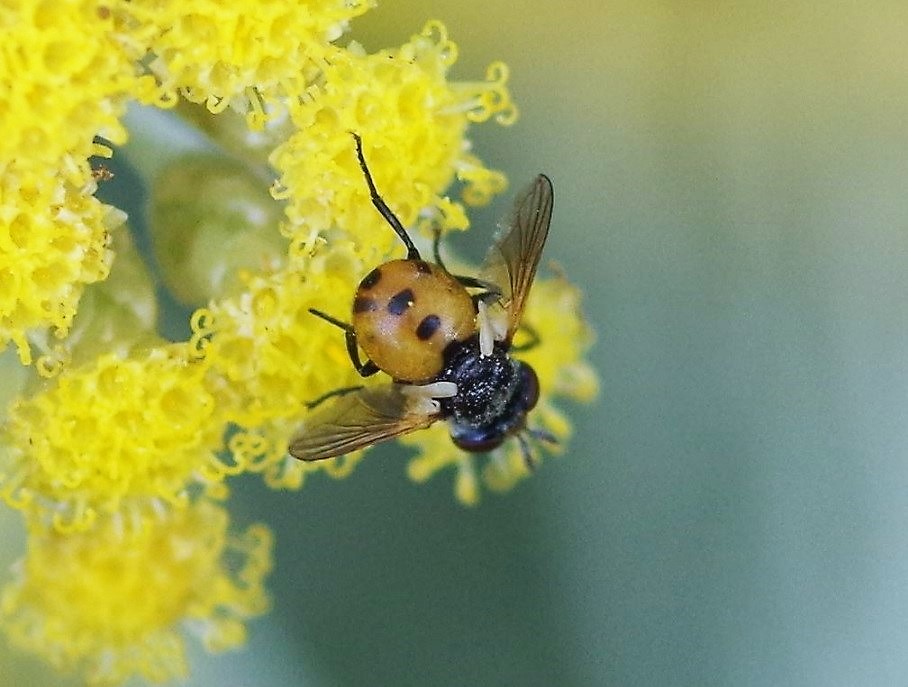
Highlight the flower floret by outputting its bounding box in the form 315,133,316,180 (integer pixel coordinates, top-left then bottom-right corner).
0,500,273,685
0,344,229,530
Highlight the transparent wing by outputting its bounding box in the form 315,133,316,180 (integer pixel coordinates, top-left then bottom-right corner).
479,174,554,342
288,384,440,462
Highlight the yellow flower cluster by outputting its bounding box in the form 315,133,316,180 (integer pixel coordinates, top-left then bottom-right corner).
270,21,514,261
0,167,123,366
118,0,374,125
1,0,136,170
1,500,271,685
2,0,374,362
190,243,368,489
1,0,144,363
1,0,596,683
1,345,230,531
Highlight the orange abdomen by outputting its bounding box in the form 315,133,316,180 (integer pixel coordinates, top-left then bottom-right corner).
351,260,476,383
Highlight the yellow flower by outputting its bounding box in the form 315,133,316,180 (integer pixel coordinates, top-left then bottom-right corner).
24,223,160,377
0,344,230,531
515,274,600,404
191,244,364,424
119,0,374,125
1,0,143,363
403,274,597,505
0,164,124,366
189,242,369,487
0,500,272,685
1,0,137,170
0,0,373,362
270,21,515,262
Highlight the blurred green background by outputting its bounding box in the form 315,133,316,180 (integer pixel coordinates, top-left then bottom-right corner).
6,1,908,685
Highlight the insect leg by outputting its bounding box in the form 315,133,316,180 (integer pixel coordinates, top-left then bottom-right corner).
352,133,421,261
429,224,502,298
442,269,502,308
516,432,537,471
345,330,380,377
527,427,558,444
470,290,503,313
509,322,541,353
457,275,502,293
308,308,351,331
306,385,365,410
431,225,448,270
308,308,380,377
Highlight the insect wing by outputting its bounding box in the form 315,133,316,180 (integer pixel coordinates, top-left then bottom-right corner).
479,174,554,341
289,384,440,461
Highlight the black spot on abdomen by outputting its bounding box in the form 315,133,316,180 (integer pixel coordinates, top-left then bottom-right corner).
387,288,415,316
413,260,432,274
353,296,378,313
360,267,382,290
416,314,441,340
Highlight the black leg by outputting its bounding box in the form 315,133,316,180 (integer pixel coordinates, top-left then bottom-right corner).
308,308,380,377
527,427,558,444
432,225,503,300
345,329,380,377
510,322,540,353
306,385,365,410
432,225,448,270
352,133,421,261
309,308,352,332
470,289,503,313
455,275,502,293
517,432,537,471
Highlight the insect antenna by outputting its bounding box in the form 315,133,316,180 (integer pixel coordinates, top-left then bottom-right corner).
352,132,422,261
